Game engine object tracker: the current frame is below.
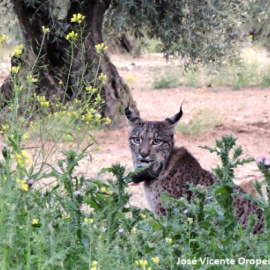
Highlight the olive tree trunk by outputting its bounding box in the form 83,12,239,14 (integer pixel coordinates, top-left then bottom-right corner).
1,0,139,120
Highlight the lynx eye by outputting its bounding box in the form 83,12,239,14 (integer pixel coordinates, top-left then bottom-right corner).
131,137,142,144
152,139,162,145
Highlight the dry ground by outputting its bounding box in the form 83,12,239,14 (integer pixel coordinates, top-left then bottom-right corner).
0,53,270,209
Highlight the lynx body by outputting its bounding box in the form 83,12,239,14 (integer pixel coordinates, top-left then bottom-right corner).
125,105,264,234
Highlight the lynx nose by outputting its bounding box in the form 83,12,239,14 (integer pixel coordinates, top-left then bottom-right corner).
139,151,150,159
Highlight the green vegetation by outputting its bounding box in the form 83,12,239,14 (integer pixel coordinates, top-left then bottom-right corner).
153,67,181,89
1,31,270,268
1,104,270,269
152,47,270,90
177,107,222,136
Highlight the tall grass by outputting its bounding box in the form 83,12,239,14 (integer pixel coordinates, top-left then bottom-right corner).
152,47,270,90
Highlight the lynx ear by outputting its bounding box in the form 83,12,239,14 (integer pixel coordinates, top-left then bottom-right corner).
164,102,184,127
124,103,141,125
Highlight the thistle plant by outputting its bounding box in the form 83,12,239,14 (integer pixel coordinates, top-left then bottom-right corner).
202,135,254,185
202,135,255,234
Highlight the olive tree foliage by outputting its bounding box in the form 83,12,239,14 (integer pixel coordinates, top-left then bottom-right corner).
0,0,251,120
242,0,270,48
105,0,246,65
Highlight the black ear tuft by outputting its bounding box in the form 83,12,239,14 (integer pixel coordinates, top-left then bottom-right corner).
165,101,184,125
125,103,141,123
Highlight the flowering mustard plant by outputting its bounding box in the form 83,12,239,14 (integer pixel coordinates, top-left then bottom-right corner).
71,13,85,24
95,43,108,53
66,31,78,41
0,34,9,44
13,45,24,57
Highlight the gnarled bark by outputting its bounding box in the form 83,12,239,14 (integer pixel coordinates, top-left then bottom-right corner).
1,0,139,120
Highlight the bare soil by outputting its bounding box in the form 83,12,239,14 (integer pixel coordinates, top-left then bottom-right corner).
1,53,270,209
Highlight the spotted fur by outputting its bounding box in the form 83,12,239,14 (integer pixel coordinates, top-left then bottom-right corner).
125,105,264,234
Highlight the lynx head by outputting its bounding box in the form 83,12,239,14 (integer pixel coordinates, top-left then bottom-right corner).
125,104,183,171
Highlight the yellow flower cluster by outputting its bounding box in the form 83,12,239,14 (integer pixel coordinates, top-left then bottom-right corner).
135,260,151,270
42,25,50,34
66,31,78,41
0,34,9,44
32,219,39,225
34,94,50,108
15,150,30,167
100,187,114,195
62,213,70,219
104,117,111,125
22,133,29,141
26,74,38,83
85,85,97,93
71,13,85,24
81,108,102,123
98,73,107,84
1,124,9,133
10,66,20,74
187,217,193,224
95,43,108,53
94,94,105,106
13,44,24,57
140,213,147,219
151,257,160,265
90,260,98,270
16,178,29,191
165,237,172,244
84,217,94,224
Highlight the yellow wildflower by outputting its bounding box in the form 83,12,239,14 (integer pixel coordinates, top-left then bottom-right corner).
1,124,9,133
140,213,147,219
40,101,50,108
100,187,106,192
26,74,38,83
135,260,148,270
58,80,63,85
104,117,111,125
16,178,29,191
71,111,77,118
22,133,29,141
165,237,172,244
85,113,93,121
126,75,135,82
95,43,108,53
98,73,107,84
42,25,50,34
62,213,70,219
32,219,39,225
151,257,160,265
95,114,102,120
71,13,85,24
85,85,97,92
187,217,193,224
91,260,98,269
107,190,113,195
0,34,9,44
66,31,78,41
10,66,20,74
84,218,94,224
15,150,30,167
95,93,103,103
13,44,24,57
